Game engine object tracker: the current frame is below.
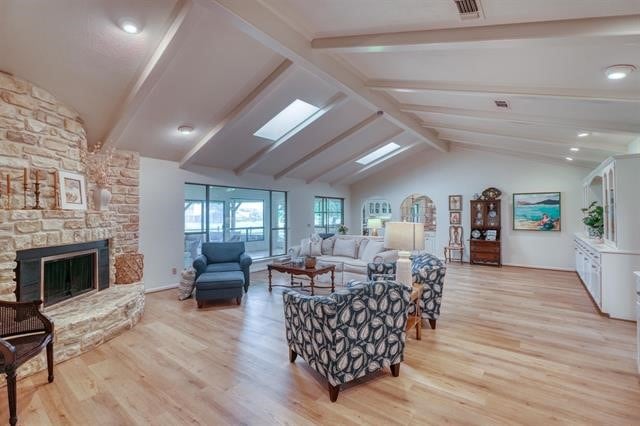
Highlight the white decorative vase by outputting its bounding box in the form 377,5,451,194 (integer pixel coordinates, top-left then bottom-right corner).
94,187,112,211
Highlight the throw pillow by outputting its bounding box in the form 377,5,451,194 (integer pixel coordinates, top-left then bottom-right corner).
300,238,311,256
178,269,196,300
310,240,322,256
333,238,357,259
300,238,322,256
357,238,369,259
360,240,385,262
321,237,335,255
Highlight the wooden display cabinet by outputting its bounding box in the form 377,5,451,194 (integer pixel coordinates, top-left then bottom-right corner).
470,199,501,266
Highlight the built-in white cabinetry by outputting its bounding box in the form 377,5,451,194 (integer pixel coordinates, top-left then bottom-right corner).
578,155,640,321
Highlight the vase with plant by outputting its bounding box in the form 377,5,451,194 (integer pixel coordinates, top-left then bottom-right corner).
581,201,604,241
81,141,114,211
337,224,348,235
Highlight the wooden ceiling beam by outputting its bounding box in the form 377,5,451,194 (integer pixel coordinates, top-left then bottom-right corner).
401,104,640,134
311,14,640,52
429,125,628,154
103,0,192,148
234,93,348,175
367,80,640,104
200,0,449,152
180,59,295,168
273,111,384,180
305,129,404,184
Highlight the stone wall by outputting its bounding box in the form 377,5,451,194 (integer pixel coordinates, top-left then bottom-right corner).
0,71,140,299
0,71,144,382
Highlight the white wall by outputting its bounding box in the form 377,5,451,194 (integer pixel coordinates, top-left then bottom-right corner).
139,157,350,290
349,146,590,270
628,137,640,154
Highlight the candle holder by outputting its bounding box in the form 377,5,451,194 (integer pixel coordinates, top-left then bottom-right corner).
32,181,43,210
23,182,28,210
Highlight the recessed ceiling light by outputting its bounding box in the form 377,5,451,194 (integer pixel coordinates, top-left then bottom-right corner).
118,18,141,34
356,143,401,165
577,132,590,138
570,147,580,152
178,125,194,135
605,64,636,80
254,99,321,141
565,157,574,161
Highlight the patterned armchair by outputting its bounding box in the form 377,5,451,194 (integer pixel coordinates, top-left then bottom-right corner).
283,281,410,402
411,252,446,329
366,255,397,281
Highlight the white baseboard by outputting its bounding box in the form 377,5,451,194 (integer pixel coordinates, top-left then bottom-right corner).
502,262,575,272
145,283,178,293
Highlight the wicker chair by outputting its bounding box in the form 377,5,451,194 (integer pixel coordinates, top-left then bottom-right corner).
0,300,55,426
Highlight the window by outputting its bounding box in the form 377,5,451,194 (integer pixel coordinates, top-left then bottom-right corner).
356,142,400,165
184,184,287,267
229,200,264,242
314,196,344,234
254,99,322,141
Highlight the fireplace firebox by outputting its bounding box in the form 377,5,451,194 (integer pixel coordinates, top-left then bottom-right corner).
15,240,109,307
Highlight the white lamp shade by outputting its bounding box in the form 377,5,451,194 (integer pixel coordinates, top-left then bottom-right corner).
384,222,425,251
367,218,382,229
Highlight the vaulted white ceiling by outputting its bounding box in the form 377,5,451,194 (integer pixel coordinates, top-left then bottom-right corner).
1,0,638,182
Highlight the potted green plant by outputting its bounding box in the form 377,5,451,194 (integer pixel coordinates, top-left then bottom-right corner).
337,224,349,235
581,201,604,240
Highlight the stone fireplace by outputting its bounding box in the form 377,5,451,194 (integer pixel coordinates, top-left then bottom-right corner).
15,240,110,307
0,71,145,380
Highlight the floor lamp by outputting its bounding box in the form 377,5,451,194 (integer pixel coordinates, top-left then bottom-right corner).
384,222,425,286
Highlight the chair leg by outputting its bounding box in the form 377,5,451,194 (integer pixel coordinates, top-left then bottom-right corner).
428,319,437,330
328,383,340,402
197,301,204,309
289,348,297,363
46,341,54,383
6,367,17,426
390,363,400,377
236,296,242,305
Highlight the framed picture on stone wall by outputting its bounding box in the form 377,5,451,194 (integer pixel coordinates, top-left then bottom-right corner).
58,171,87,210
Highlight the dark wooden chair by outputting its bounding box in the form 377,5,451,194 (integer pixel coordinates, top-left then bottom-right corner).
0,300,54,426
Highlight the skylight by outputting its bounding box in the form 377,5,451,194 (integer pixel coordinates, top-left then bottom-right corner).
356,143,401,165
254,99,320,141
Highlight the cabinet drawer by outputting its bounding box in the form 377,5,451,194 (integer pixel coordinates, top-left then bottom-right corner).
470,242,500,253
471,251,500,263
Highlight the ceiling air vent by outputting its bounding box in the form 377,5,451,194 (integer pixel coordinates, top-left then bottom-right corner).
454,0,482,20
494,100,510,109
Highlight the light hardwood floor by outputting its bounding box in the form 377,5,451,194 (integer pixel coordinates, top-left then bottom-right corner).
2,265,639,425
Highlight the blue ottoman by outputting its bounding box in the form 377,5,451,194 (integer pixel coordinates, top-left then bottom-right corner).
195,271,244,308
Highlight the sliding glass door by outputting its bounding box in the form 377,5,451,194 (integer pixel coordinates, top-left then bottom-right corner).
184,183,287,267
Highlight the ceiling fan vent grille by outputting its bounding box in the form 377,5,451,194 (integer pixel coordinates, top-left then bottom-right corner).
454,0,482,19
494,100,510,109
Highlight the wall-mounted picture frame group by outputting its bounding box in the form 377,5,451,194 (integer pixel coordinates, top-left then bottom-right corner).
513,192,561,231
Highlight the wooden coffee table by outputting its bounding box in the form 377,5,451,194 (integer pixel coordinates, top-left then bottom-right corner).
268,262,336,295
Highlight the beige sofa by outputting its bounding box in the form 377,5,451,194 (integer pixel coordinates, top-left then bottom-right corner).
290,235,398,281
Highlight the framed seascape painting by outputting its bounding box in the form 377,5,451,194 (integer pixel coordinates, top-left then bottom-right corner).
58,171,87,210
513,192,561,231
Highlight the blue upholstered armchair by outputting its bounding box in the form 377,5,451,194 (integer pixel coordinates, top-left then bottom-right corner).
193,242,252,292
283,280,410,402
411,252,446,329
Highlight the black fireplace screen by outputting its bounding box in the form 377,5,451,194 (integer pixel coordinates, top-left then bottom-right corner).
43,252,95,306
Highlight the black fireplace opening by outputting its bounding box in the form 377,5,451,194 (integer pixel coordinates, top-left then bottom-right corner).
15,240,110,306
43,251,96,306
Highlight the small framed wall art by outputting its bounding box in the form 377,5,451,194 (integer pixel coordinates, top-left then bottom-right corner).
449,211,461,225
449,195,462,211
58,171,87,210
